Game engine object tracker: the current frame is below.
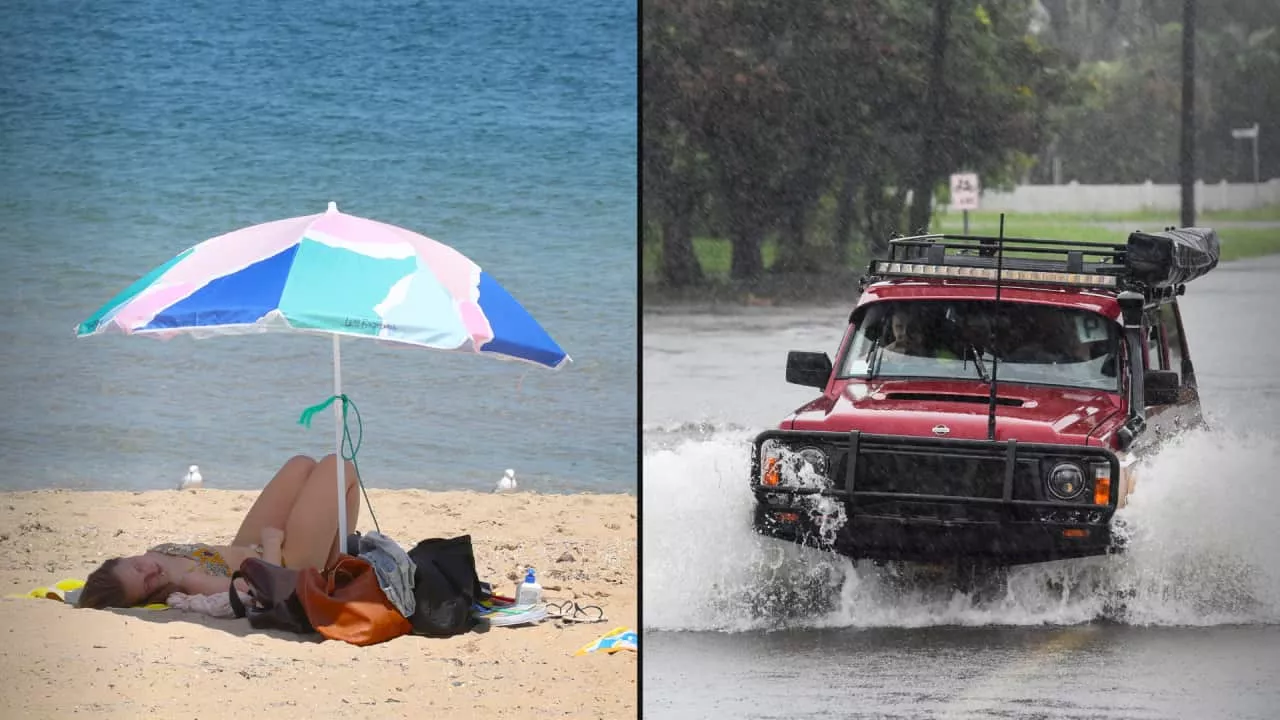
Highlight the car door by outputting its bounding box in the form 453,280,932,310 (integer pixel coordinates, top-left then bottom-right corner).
1143,300,1203,443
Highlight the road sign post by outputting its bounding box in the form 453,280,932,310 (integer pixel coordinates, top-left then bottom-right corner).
950,172,980,233
1231,123,1260,202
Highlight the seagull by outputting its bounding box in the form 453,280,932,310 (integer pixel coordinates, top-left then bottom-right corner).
180,465,204,490
495,468,517,493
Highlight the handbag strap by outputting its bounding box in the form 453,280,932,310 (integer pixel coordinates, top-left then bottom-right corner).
228,571,248,619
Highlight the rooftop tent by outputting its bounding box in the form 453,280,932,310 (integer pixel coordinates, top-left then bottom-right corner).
1125,227,1220,288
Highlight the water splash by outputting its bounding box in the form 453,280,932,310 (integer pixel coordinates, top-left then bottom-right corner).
642,427,1280,631
1107,428,1280,625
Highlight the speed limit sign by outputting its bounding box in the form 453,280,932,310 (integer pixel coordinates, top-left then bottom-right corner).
950,173,981,211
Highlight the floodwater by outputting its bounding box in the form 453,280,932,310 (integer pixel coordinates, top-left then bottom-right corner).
642,255,1280,718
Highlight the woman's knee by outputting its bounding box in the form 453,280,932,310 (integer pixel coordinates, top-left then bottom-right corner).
284,454,318,473
314,454,359,490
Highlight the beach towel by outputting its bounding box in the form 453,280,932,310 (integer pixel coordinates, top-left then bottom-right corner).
574,626,638,655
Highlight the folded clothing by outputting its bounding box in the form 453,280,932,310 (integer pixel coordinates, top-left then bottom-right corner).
166,590,256,618
355,531,417,618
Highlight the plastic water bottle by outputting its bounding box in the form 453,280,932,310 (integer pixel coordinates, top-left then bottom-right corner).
515,568,542,606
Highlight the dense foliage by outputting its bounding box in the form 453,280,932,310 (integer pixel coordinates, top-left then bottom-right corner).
643,0,1280,284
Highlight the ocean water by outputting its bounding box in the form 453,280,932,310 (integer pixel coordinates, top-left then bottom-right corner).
0,0,637,494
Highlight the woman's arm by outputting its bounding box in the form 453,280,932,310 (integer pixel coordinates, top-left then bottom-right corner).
260,527,285,566
177,569,244,597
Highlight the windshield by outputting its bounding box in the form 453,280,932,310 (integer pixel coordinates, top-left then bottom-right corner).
838,300,1121,391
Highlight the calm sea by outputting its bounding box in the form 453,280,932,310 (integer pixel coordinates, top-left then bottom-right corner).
0,0,637,494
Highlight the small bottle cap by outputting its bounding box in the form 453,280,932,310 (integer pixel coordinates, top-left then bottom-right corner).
525,568,536,583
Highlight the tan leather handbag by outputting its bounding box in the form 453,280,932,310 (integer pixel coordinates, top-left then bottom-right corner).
297,555,411,646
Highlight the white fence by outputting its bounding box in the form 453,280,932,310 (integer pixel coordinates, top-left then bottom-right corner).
964,179,1280,214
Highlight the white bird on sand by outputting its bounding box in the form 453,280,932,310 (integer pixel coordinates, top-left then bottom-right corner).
495,468,517,493
180,465,204,490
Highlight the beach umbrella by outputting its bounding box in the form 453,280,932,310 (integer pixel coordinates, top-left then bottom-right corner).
75,201,569,542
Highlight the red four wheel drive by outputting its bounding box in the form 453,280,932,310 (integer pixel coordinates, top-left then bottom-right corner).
751,227,1219,566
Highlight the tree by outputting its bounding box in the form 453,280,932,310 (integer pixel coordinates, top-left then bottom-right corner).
642,0,1111,291
1033,0,1279,185
909,0,1079,231
641,0,708,286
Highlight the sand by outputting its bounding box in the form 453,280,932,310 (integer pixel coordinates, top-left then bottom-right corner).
0,487,637,719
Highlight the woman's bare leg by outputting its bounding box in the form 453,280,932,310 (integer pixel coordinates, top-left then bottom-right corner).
325,478,361,568
281,454,361,571
231,455,318,547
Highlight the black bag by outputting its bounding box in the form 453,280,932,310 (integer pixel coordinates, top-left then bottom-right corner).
1126,227,1220,286
227,557,314,634
406,535,484,637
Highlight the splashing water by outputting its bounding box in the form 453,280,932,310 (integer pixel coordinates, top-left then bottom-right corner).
642,425,1280,632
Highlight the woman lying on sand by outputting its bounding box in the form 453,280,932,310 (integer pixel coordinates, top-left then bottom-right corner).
77,454,359,609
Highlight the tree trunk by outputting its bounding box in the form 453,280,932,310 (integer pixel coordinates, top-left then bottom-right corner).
833,159,860,266
908,0,954,234
729,214,765,281
659,203,703,286
771,200,811,273
861,178,909,259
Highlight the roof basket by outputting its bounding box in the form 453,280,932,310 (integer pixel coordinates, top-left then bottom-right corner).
865,228,1220,294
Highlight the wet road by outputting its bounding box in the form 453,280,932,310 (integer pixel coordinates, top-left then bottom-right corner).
642,255,1280,718
646,626,1280,719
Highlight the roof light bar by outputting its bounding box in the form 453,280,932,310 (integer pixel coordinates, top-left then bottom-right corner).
873,261,1118,288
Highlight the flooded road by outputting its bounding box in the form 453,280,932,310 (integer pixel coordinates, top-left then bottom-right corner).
646,626,1280,719
642,255,1280,718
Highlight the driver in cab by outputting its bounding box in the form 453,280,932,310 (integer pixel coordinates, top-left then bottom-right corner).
882,307,957,360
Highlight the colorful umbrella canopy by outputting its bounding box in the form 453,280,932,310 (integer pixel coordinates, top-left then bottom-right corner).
75,202,569,541
76,201,569,369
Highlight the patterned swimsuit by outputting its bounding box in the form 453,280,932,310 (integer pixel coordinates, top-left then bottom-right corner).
149,543,232,577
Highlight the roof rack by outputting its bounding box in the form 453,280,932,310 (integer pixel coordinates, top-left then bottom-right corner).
862,228,1219,300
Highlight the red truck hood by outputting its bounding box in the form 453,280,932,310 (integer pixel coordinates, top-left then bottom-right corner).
786,379,1123,445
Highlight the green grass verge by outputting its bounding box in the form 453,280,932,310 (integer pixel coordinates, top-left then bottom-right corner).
642,236,782,283
643,209,1280,284
932,215,1127,243
931,215,1280,261
934,204,1280,224
1217,228,1280,261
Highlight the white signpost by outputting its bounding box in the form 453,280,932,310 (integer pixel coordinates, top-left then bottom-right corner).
950,172,981,233
1231,123,1261,202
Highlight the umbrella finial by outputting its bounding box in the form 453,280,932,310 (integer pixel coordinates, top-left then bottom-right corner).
327,201,338,214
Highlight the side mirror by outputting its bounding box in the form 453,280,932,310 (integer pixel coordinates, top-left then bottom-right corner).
1115,415,1146,452
785,351,833,389
1144,369,1180,406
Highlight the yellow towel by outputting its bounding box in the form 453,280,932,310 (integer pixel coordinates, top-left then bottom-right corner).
574,626,638,655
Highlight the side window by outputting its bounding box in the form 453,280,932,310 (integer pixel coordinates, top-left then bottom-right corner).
1143,311,1166,371
1159,303,1185,385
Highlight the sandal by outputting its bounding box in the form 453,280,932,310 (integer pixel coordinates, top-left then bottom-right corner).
546,600,607,624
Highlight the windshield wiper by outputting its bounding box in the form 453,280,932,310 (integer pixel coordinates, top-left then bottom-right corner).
864,315,890,381
967,344,991,384
866,334,884,381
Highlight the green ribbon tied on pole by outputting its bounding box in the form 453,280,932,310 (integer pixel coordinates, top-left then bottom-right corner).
297,393,364,462
296,393,379,532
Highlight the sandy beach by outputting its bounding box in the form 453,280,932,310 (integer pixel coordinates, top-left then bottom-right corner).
0,487,637,719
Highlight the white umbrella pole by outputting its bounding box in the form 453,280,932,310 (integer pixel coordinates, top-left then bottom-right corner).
332,335,349,551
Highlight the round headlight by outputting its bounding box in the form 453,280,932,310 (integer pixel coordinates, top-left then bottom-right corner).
798,447,828,473
781,447,829,487
1046,462,1087,500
